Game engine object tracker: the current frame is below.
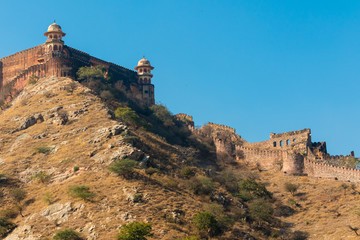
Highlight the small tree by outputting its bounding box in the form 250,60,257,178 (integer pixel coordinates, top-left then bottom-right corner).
117,221,153,240
53,229,82,240
193,211,220,236
149,104,174,127
68,186,94,201
238,179,272,200
108,159,138,179
115,107,140,125
10,188,27,217
284,182,299,196
248,199,274,225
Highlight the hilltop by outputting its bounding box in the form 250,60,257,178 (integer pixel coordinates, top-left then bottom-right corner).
0,77,360,240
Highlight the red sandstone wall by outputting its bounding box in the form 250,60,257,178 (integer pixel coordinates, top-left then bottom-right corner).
304,159,360,183
0,45,45,86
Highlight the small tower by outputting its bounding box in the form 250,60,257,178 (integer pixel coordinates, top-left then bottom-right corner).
135,57,155,105
44,21,66,53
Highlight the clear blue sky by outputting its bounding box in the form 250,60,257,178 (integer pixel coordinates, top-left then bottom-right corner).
1,0,359,156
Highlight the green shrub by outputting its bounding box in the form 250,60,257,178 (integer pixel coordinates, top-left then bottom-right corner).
216,170,239,193
237,179,272,200
193,211,220,236
10,188,27,204
108,159,138,178
180,167,195,179
145,167,161,175
53,229,82,240
187,177,215,195
0,218,15,238
33,146,53,155
115,107,140,125
284,182,299,196
149,104,174,127
32,172,51,183
248,199,274,225
28,75,39,85
43,191,55,205
133,193,143,203
0,208,18,219
73,166,79,172
68,186,94,201
178,237,198,240
117,221,153,240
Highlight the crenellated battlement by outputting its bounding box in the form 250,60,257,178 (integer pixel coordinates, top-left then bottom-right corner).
0,44,44,62
304,159,360,183
206,122,236,134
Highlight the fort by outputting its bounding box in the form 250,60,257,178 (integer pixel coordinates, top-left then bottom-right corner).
0,22,155,105
177,113,358,182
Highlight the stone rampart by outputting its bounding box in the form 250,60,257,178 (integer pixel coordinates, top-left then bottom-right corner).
304,159,360,183
207,122,236,134
0,45,45,86
236,146,304,174
246,128,311,152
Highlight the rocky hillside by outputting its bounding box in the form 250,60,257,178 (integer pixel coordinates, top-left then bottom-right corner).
0,77,360,240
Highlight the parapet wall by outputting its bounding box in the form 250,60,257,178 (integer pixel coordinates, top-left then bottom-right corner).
304,159,360,183
246,128,311,152
207,122,236,134
236,146,304,174
270,128,311,139
0,45,45,86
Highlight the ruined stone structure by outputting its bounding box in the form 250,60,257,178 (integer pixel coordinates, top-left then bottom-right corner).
0,22,155,105
178,113,359,182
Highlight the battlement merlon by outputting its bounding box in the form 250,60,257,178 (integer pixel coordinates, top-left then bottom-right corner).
270,128,311,139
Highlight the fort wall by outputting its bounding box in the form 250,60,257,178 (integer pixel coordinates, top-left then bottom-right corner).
0,45,45,86
236,146,304,174
304,159,360,183
246,128,311,152
207,122,236,134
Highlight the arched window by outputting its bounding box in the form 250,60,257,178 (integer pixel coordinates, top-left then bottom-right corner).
50,35,53,39
286,140,290,145
59,46,62,51
139,69,143,73
54,45,58,51
280,141,283,147
273,142,277,147
49,45,53,51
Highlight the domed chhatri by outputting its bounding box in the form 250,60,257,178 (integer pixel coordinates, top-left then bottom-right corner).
44,22,66,53
134,57,155,104
135,57,154,70
44,22,66,37
135,57,154,84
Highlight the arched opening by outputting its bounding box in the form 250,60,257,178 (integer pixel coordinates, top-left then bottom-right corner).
54,45,58,51
293,139,296,142
59,46,62,51
139,69,143,73
49,45,52,51
286,140,290,145
50,35,53,39
273,142,277,147
280,141,283,147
